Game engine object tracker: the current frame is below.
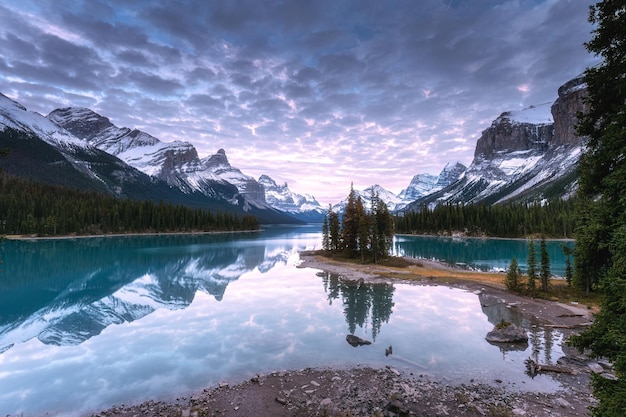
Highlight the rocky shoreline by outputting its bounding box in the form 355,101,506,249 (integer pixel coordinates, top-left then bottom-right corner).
92,365,597,417
89,253,606,417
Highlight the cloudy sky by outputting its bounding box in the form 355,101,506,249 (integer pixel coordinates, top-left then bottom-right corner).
0,0,599,205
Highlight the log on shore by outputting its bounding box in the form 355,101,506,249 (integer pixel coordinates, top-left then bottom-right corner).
525,358,578,377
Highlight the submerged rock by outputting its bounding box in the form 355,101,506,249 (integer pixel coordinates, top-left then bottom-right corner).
485,322,528,343
346,334,372,347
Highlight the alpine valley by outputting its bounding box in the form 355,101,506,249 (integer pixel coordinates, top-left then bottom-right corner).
0,75,586,223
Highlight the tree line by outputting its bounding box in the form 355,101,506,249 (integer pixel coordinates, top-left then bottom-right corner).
322,186,394,262
567,2,626,415
0,173,259,236
395,198,575,238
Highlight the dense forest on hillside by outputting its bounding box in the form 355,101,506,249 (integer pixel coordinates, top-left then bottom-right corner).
0,174,259,236
395,199,575,238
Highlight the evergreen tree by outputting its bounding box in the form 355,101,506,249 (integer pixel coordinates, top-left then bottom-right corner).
373,196,394,261
540,236,551,292
342,185,359,256
328,209,341,252
561,244,574,287
505,257,522,292
322,207,330,251
569,2,626,415
356,196,369,261
526,238,537,296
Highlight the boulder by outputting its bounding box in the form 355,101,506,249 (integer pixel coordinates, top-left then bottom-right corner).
485,322,528,343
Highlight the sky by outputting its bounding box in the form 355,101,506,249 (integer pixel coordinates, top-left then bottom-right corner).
0,0,600,205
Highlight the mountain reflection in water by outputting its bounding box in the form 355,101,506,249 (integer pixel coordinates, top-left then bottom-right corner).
0,227,568,417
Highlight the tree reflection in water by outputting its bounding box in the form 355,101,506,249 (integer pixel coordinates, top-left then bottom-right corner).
319,271,395,341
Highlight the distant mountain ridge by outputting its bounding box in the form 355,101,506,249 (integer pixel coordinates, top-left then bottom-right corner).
1,73,587,222
0,94,299,224
403,75,587,210
258,175,325,222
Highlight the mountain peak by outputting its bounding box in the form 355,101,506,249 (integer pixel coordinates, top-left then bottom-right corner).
495,102,554,126
48,107,117,142
205,148,231,169
259,173,323,221
0,92,27,111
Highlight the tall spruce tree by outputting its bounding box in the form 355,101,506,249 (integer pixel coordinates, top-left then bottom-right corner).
342,185,359,256
322,207,330,251
328,208,341,252
569,2,626,416
505,257,521,292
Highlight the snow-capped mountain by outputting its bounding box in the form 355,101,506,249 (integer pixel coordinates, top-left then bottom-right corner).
48,107,266,206
331,184,403,214
0,94,300,223
329,163,467,215
258,174,325,222
404,75,587,210
398,162,467,204
0,93,168,199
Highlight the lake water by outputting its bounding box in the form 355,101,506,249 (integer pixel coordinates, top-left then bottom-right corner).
395,234,574,275
0,226,574,416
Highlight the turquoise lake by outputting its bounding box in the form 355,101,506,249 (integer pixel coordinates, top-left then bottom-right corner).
0,226,575,416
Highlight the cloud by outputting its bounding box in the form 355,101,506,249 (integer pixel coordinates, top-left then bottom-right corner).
0,0,599,204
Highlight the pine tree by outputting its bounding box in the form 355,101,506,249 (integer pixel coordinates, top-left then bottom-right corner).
526,238,537,296
322,206,330,251
328,209,341,252
373,196,394,261
569,2,626,416
356,196,369,261
342,185,359,256
540,236,551,292
505,257,521,292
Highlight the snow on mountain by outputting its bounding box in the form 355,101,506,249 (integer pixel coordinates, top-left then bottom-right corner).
398,162,467,207
48,107,272,209
404,76,587,209
202,149,266,205
258,174,324,220
435,162,467,188
398,173,438,202
497,102,554,125
1,94,89,151
331,184,402,214
0,242,294,351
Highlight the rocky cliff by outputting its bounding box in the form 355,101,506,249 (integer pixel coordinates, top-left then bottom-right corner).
405,75,587,208
550,74,588,148
473,104,554,160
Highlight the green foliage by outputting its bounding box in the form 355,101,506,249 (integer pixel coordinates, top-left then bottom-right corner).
321,187,394,263
395,199,576,238
568,2,626,416
0,173,258,236
505,257,522,292
322,213,330,251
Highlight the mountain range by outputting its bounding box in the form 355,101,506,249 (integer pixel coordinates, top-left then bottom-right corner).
403,75,586,210
0,74,586,222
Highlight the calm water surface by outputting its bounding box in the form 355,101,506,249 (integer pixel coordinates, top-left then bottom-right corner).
395,234,574,274
0,226,572,416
